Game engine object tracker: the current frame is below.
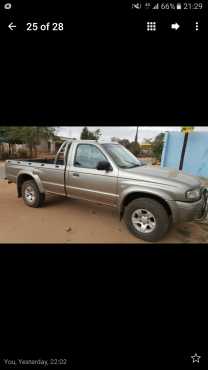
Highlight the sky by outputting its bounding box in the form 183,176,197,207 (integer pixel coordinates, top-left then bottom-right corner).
56,126,208,143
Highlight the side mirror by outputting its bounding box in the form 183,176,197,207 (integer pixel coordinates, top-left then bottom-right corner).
97,160,112,172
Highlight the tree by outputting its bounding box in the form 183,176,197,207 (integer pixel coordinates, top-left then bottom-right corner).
80,127,102,140
0,126,56,158
152,133,165,161
111,137,120,143
110,137,140,156
0,126,24,156
135,126,139,143
118,139,131,149
21,126,56,157
80,127,90,139
128,142,140,157
0,127,8,142
94,129,102,140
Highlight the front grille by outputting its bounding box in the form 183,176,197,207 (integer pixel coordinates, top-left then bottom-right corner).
202,187,208,198
201,186,208,199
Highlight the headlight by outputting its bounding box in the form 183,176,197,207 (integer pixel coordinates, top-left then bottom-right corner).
186,189,201,200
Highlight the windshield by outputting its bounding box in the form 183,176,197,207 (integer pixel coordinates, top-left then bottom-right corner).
101,144,142,169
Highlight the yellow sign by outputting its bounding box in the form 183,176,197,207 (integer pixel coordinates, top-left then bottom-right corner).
181,127,194,133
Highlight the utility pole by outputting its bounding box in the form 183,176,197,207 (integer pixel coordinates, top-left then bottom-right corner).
179,126,194,170
135,126,139,143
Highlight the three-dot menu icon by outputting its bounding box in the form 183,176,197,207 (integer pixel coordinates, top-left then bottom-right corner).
195,22,199,31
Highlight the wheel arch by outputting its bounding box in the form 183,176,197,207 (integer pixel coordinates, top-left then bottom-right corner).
120,191,173,221
17,172,44,198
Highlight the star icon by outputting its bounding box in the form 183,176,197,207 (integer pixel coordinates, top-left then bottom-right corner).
191,353,201,363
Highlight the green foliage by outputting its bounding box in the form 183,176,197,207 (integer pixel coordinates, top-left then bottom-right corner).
118,139,131,148
0,126,55,144
0,126,55,158
17,149,29,159
152,133,165,160
0,127,8,142
128,142,141,156
111,137,141,156
22,127,56,156
80,127,89,139
0,126,24,144
80,127,102,140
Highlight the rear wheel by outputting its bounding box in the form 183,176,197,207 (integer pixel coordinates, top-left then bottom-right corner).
124,198,171,242
22,180,45,208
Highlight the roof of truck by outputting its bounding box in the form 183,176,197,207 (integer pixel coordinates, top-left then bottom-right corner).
66,139,119,144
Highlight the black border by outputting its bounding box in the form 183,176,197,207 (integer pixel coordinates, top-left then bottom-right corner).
1,0,208,364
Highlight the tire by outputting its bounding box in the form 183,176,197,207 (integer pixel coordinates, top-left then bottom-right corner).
124,198,171,242
22,180,45,208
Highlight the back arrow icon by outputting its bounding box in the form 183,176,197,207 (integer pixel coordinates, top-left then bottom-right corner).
8,22,16,31
171,23,180,30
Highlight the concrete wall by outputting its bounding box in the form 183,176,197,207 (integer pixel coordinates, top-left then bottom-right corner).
161,132,208,178
0,138,62,155
36,138,49,152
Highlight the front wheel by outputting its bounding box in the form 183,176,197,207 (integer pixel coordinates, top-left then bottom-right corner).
22,180,45,208
124,198,171,242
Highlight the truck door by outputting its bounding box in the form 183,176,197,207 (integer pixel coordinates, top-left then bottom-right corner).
66,143,119,206
37,142,71,196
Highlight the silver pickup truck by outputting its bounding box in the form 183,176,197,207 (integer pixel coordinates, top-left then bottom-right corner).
5,139,208,242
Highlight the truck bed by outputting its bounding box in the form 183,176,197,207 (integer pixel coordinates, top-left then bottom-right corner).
5,158,64,182
7,158,63,166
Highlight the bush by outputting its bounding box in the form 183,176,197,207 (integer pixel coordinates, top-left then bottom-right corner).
152,133,165,161
128,142,141,157
18,149,29,159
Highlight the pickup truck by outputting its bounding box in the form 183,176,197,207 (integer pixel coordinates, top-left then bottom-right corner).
5,139,208,242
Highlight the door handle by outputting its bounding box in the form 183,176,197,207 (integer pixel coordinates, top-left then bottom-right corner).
72,173,80,177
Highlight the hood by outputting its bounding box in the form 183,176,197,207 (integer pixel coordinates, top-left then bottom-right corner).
119,165,201,190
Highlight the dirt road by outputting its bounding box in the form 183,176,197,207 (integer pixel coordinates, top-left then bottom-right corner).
0,180,207,244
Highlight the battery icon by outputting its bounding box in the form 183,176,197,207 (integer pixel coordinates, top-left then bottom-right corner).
176,3,182,9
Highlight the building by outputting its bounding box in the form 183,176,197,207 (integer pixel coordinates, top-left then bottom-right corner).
161,131,208,177
36,135,72,154
0,135,72,158
140,143,153,156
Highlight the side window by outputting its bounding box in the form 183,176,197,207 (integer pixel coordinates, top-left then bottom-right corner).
74,144,107,169
56,151,65,166
55,143,71,166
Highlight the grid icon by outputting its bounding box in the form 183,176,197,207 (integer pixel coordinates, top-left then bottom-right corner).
147,22,156,31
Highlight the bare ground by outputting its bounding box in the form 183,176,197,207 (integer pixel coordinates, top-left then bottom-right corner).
0,180,207,244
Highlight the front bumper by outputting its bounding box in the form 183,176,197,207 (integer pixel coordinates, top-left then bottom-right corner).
175,188,208,223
